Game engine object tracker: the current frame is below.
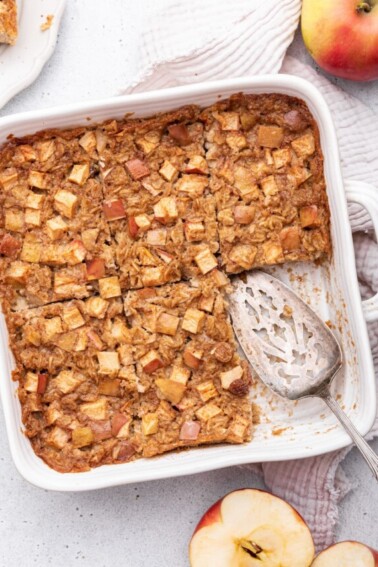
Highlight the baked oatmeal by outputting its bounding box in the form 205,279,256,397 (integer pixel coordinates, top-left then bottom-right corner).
0,92,331,473
200,94,330,273
99,106,218,288
0,0,17,45
0,128,117,309
6,275,251,472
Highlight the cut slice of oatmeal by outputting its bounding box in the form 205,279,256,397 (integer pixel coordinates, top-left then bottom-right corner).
0,133,117,308
0,0,17,45
8,274,252,472
200,94,331,274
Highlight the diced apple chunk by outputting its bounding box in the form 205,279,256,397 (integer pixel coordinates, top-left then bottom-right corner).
291,133,315,158
182,308,205,334
180,420,200,441
97,351,120,375
196,403,222,421
176,175,208,197
62,305,85,330
300,205,321,228
155,378,185,404
37,140,55,162
153,197,178,224
183,346,203,369
98,378,120,396
229,244,257,270
170,366,191,385
36,374,47,394
159,160,179,182
102,199,126,220
47,426,70,449
185,220,205,242
64,240,87,265
79,131,97,154
43,316,63,340
184,155,208,175
0,234,21,258
46,216,68,241
81,228,99,250
196,380,218,402
273,148,291,169
134,214,151,231
156,248,174,264
146,229,167,246
5,209,24,232
20,238,42,263
86,257,106,280
195,247,218,274
99,276,121,299
28,170,50,189
214,111,240,131
45,405,61,426
5,262,29,285
54,370,85,394
72,427,94,448
85,296,109,318
233,206,255,224
24,371,38,392
136,287,156,299
54,190,78,219
111,413,131,438
26,192,44,210
140,350,164,374
156,312,180,336
260,175,278,196
257,125,284,148
279,226,300,251
80,399,108,420
87,329,104,350
125,158,150,180
168,123,191,145
198,294,215,313
220,365,244,390
263,241,284,264
0,168,18,190
212,269,229,287
68,164,90,186
141,266,166,287
142,413,159,435
24,209,41,227
226,131,247,151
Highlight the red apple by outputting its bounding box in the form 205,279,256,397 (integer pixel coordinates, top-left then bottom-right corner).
302,0,378,81
189,489,315,567
312,541,378,566
37,373,48,394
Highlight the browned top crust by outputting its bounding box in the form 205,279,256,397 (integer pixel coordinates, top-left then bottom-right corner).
0,0,17,45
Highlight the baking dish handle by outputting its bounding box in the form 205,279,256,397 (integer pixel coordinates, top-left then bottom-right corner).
345,179,378,323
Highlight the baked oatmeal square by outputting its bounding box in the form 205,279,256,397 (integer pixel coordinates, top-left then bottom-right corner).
6,274,251,472
200,94,331,273
0,131,117,308
98,108,219,288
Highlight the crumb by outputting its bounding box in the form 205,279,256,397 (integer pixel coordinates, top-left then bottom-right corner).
40,14,54,31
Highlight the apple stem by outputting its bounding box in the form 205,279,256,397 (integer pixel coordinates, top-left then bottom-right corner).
356,1,372,12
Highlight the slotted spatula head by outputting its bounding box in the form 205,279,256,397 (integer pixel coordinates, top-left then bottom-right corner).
228,271,342,400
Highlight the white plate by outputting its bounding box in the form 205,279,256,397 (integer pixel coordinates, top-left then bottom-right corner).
0,0,66,109
0,76,377,491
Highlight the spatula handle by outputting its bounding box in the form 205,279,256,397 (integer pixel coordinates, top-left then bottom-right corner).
322,393,378,481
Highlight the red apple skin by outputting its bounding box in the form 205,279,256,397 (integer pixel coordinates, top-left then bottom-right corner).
194,498,223,533
143,359,164,374
128,217,139,239
86,258,106,280
302,0,378,81
312,541,378,566
193,488,311,535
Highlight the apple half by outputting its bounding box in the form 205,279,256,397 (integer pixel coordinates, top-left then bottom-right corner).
189,489,315,567
312,541,378,566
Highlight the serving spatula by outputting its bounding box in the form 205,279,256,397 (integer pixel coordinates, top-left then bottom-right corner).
228,270,378,479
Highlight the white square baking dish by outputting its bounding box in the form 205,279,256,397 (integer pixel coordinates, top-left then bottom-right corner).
0,76,377,491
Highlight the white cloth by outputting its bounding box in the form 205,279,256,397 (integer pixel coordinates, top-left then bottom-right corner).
122,0,378,549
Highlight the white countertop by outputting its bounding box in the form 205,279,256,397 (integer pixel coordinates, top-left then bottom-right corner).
0,2,377,565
